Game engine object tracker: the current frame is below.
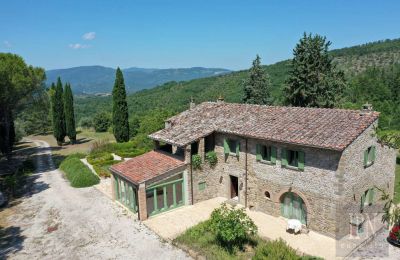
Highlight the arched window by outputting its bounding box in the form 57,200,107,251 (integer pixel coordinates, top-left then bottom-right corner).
280,192,307,224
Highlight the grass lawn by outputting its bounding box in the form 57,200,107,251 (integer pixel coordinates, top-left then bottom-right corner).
27,128,114,157
174,220,321,260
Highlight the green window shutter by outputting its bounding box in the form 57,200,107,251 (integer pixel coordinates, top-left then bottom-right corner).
371,146,376,162
223,139,229,154
360,194,365,211
256,144,262,161
368,188,375,205
271,147,277,164
281,149,288,167
363,149,369,167
298,151,305,171
236,141,240,157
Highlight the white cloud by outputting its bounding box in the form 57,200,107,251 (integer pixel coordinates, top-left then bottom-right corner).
3,40,12,48
69,43,90,49
82,32,96,40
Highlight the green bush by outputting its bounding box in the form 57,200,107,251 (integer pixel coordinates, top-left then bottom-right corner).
93,112,111,132
60,154,100,188
93,164,111,178
205,151,218,167
79,117,93,128
87,151,113,165
192,154,202,170
210,203,257,250
253,239,299,260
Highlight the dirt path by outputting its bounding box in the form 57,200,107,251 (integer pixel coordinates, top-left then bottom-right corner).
2,140,189,260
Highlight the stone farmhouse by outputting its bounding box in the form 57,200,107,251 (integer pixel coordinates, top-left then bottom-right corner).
110,100,397,239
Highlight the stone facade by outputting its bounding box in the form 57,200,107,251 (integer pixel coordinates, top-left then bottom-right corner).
186,122,397,238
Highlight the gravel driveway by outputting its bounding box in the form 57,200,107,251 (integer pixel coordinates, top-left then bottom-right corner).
3,140,189,260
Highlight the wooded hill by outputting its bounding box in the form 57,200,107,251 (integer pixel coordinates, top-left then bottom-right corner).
75,38,400,131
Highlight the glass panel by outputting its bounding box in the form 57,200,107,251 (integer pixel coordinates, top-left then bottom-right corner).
176,181,183,204
156,187,165,210
125,182,130,206
166,184,174,208
288,151,299,167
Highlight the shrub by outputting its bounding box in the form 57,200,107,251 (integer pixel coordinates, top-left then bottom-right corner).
205,151,218,167
87,151,113,165
93,112,111,132
253,239,299,260
60,154,100,188
210,203,257,250
93,164,112,178
192,154,202,170
79,117,93,128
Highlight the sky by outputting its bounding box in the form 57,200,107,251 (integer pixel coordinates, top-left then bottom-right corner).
0,0,399,71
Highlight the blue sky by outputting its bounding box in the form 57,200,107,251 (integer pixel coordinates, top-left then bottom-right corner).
1,0,399,70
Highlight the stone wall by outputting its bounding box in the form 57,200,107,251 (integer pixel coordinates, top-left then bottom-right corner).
335,122,397,238
246,137,342,237
187,125,396,238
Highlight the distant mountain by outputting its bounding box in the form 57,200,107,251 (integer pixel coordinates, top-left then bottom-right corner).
45,66,231,94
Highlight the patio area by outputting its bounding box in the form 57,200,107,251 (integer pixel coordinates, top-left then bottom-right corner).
143,197,387,260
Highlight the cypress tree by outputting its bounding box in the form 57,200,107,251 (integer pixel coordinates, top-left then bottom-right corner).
242,55,271,105
64,83,76,144
112,68,129,142
284,33,346,108
52,77,66,146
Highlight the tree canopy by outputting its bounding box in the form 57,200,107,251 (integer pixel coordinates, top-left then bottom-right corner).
64,83,76,143
52,77,66,145
284,33,346,108
242,55,271,105
112,68,130,142
0,53,46,157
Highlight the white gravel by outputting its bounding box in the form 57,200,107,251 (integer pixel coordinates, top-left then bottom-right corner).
7,140,190,260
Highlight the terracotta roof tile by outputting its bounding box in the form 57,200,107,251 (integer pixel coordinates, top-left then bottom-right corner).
149,102,379,151
110,150,186,184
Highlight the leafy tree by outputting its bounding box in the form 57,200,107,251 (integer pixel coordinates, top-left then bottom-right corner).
52,77,66,145
242,55,271,105
112,68,129,142
0,53,45,158
64,83,77,144
93,112,111,132
284,33,346,108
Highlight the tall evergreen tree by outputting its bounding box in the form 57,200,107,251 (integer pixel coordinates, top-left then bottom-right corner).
242,55,271,105
284,33,346,108
112,68,129,142
52,77,66,145
64,83,76,144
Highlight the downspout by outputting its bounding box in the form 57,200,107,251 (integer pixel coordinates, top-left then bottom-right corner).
245,138,248,208
190,152,194,205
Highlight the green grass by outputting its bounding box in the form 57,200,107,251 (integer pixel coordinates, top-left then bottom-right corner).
60,153,100,188
174,220,322,260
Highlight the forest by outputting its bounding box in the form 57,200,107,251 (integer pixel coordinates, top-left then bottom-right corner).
71,38,400,137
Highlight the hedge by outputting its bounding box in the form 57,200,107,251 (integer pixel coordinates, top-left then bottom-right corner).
60,154,100,188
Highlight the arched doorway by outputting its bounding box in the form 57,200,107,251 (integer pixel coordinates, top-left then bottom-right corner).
280,192,307,224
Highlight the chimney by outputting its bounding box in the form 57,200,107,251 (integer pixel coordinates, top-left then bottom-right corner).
189,97,195,109
217,95,224,104
360,103,373,115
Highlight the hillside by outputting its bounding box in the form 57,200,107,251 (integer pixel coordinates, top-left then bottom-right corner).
46,66,230,94
74,38,400,128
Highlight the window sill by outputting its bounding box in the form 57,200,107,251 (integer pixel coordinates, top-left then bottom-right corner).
257,160,275,165
282,165,303,171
